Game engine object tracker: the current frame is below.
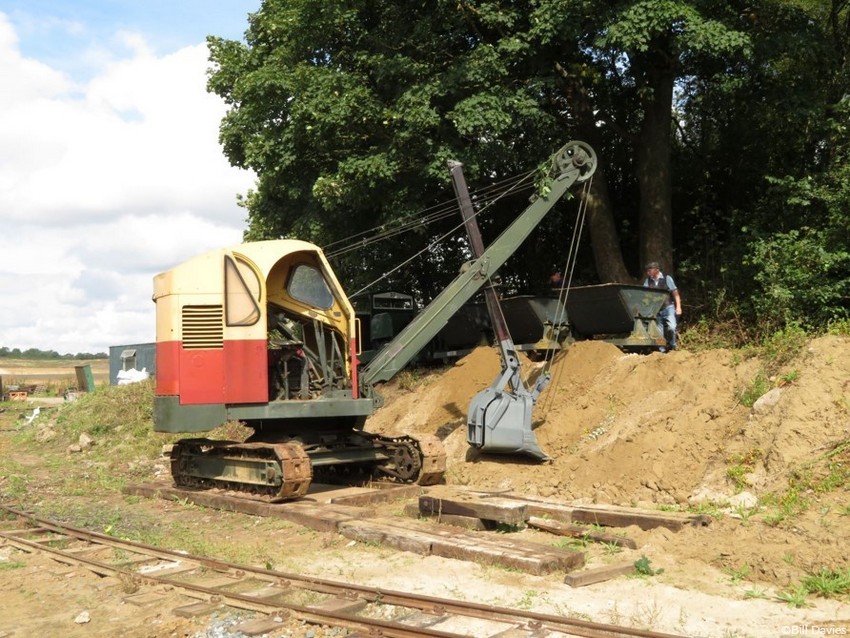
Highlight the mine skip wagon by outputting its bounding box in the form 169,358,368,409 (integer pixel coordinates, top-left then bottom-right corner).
354,284,670,365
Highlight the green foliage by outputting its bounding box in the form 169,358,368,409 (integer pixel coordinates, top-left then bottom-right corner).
801,567,850,598
54,380,155,446
634,555,664,576
827,318,850,336
760,440,850,526
738,372,770,409
775,584,811,608
726,449,763,491
744,229,850,331
736,324,808,406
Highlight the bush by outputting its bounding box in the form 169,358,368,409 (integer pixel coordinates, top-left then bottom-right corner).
744,228,850,331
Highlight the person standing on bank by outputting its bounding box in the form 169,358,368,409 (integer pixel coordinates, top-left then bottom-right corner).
643,261,682,351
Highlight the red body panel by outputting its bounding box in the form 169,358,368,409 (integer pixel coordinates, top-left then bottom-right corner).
156,339,268,405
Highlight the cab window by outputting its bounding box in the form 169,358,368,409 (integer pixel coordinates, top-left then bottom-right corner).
225,255,261,326
288,264,334,309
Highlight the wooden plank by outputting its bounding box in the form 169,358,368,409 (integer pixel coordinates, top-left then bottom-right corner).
172,601,220,618
241,585,290,602
266,502,374,533
405,503,487,530
490,628,551,638
490,492,710,531
328,484,420,507
527,516,638,549
338,520,435,555
237,617,287,636
397,611,449,629
563,562,635,587
308,595,368,614
123,482,374,532
338,517,583,575
419,494,527,525
123,592,166,606
386,517,584,571
568,506,706,532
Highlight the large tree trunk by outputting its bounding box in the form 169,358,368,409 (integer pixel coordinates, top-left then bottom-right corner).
583,155,632,283
635,50,675,274
566,78,630,283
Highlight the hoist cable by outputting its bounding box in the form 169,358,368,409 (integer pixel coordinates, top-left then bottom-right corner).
348,170,538,298
323,171,536,260
534,175,593,415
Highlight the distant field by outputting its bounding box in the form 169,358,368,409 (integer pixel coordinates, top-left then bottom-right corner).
0,358,109,394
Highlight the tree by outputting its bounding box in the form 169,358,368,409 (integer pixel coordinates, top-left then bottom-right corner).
207,1,763,298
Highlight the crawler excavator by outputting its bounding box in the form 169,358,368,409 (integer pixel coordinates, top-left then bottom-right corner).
152,140,596,501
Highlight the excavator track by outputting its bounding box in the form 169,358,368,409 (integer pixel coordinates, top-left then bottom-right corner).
170,439,313,502
170,434,446,502
369,433,446,486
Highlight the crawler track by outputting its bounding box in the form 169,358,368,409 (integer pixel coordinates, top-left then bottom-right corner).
0,505,684,638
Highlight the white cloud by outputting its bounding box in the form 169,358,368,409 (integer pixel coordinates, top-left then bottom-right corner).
0,13,254,354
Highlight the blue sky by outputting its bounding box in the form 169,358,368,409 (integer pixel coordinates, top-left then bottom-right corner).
3,1,257,80
0,2,261,354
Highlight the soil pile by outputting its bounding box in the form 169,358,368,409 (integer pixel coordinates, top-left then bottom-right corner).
366,335,850,588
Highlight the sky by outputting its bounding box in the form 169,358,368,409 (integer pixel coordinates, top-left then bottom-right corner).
0,1,260,355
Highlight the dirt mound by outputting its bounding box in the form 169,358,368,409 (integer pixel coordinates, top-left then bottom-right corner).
366,335,850,589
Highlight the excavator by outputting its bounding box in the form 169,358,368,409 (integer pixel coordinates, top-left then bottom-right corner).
152,140,597,501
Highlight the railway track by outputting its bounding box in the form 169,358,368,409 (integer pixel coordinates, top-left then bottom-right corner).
0,505,685,638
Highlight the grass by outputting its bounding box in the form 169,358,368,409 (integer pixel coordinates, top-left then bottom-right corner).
801,568,850,598
760,439,850,525
726,449,764,492
770,567,850,608
724,563,752,584
736,323,807,407
775,584,811,608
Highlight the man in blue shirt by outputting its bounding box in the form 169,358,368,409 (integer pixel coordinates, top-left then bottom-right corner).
643,261,682,351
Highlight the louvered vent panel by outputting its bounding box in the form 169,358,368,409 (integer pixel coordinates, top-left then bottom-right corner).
182,305,224,349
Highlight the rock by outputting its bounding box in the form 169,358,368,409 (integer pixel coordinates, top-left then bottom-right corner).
35,425,56,443
752,388,783,414
74,611,91,624
78,433,94,449
728,491,758,509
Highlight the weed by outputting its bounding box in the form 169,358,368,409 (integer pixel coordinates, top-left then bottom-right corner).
397,370,420,391
686,501,727,519
801,567,850,598
726,449,763,492
775,585,811,608
634,555,664,576
602,541,623,555
0,561,26,571
826,318,850,336
777,369,800,386
760,323,808,370
742,587,769,600
724,563,752,584
738,372,770,408
629,600,662,628
733,504,760,524
515,589,541,610
762,512,785,527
